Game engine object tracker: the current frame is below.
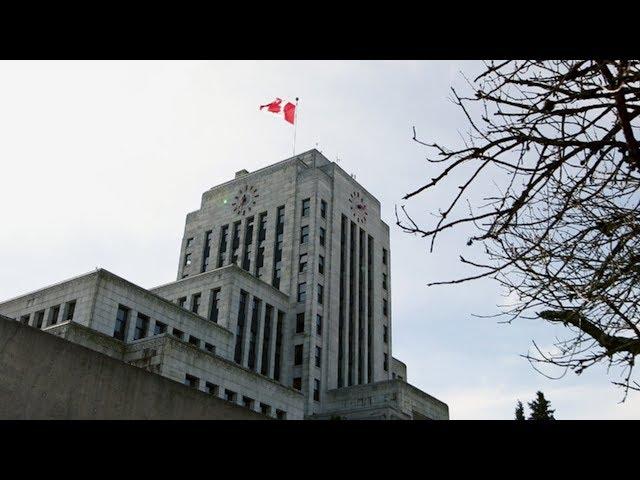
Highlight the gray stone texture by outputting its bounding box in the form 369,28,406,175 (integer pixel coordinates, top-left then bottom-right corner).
0,318,267,420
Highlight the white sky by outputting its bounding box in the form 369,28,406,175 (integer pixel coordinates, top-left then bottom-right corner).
1,60,638,418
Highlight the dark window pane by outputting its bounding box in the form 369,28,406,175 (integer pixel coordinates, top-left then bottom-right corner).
113,305,129,340
191,293,201,314
294,344,303,365
133,313,149,340
300,225,309,244
65,300,76,321
299,253,308,273
154,321,167,335
185,374,199,389
297,283,306,303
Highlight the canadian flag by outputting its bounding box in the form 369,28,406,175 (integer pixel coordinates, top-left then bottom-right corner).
259,97,297,124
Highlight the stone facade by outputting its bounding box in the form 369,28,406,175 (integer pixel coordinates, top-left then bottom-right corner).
0,149,448,420
0,318,268,420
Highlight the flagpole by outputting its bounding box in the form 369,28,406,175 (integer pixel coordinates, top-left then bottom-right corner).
293,97,299,156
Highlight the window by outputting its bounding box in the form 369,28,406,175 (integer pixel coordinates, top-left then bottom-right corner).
256,212,267,278
320,199,327,218
297,283,306,303
317,284,324,305
217,225,229,268
319,227,326,247
296,313,305,333
314,379,320,401
185,374,199,389
154,321,167,335
225,389,237,403
383,353,389,371
204,342,215,354
172,328,184,340
201,230,212,272
257,212,267,242
242,396,255,410
133,313,149,340
383,298,388,316
184,252,192,267
316,314,322,335
186,237,194,249
48,305,60,326
299,253,308,273
272,263,282,289
64,300,76,321
261,305,274,376
358,228,366,385
231,221,241,265
113,305,129,340
293,377,302,390
34,310,45,329
348,221,357,386
248,297,261,370
301,198,310,217
383,248,388,265
209,288,220,323
367,233,374,384
188,335,200,347
338,215,348,388
383,325,388,343
242,216,254,271
234,291,248,364
315,346,322,368
318,255,324,275
206,382,219,396
260,403,271,416
177,297,187,308
300,225,309,244
20,314,30,325
191,293,201,314
294,344,303,365
274,310,284,381
272,206,285,289
276,409,286,420
383,273,388,290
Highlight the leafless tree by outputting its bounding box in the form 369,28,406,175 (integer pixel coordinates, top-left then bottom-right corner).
397,60,640,399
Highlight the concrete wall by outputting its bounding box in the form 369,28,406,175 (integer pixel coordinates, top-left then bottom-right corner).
0,318,267,420
391,357,407,381
316,379,449,420
125,333,304,418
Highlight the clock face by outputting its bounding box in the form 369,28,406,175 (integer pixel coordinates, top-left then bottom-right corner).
232,185,259,216
349,191,368,224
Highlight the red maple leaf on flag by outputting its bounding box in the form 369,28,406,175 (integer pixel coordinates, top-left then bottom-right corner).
260,98,283,113
260,97,296,124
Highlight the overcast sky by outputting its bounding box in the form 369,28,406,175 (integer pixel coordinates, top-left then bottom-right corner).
1,60,638,419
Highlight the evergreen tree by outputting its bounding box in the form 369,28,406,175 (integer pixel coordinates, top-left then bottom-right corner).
515,400,525,420
527,391,555,420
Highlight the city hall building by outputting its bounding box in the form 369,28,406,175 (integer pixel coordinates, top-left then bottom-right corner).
0,149,449,420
